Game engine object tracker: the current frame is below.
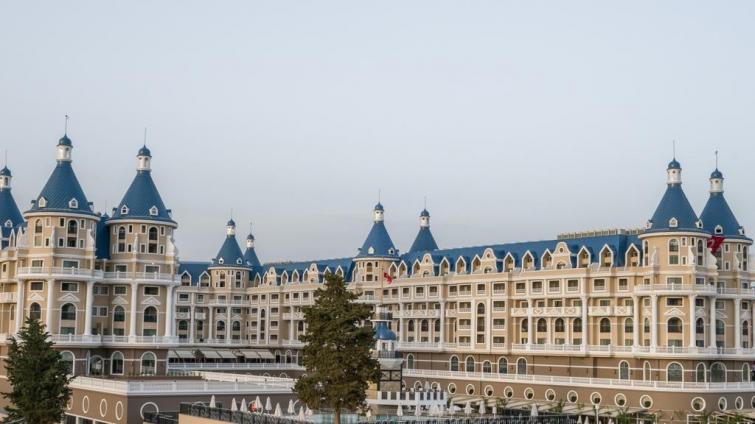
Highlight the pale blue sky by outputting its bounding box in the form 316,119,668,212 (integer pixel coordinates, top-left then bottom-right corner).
1,1,754,262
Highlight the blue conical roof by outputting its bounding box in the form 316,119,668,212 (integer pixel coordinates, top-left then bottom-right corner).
111,170,174,223
701,192,747,239
647,184,702,233
244,245,262,268
27,161,95,216
409,227,439,253
357,221,398,258
373,321,397,341
212,234,248,267
0,186,23,239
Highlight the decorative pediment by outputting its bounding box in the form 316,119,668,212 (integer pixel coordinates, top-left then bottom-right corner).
112,295,128,305
141,296,161,306
664,307,685,318
716,310,728,320
57,293,80,303
28,292,44,302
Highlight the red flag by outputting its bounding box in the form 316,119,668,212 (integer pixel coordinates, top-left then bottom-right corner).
708,236,725,254
383,272,393,284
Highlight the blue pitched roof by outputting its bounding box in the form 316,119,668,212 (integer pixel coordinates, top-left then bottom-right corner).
212,235,248,268
179,261,211,285
27,161,96,216
700,192,747,239
110,170,174,223
261,257,353,284
646,184,703,233
357,221,398,258
0,187,23,239
95,214,111,259
243,246,262,268
409,227,439,253
373,321,397,341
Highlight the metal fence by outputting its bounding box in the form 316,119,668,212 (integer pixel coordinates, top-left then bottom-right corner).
359,415,578,424
179,403,309,424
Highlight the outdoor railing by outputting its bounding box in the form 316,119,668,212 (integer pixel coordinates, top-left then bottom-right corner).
179,403,307,424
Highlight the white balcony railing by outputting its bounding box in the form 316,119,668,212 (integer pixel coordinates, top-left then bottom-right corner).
0,292,16,303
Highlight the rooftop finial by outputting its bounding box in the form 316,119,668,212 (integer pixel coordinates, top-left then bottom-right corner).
143,127,147,147
378,188,381,203
424,195,427,210
4,149,7,168
715,149,719,169
64,114,69,135
672,139,676,159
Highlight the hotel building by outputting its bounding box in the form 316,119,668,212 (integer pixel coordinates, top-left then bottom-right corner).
0,133,753,421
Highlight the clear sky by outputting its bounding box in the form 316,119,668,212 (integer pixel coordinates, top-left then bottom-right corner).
1,1,754,263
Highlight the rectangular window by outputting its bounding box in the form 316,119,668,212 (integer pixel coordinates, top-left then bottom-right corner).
667,277,682,285
143,286,159,296
618,278,628,291
94,286,109,295
61,282,78,292
30,282,44,291
145,265,160,273
567,279,579,291
114,286,127,295
593,279,606,291
667,298,683,306
31,260,44,268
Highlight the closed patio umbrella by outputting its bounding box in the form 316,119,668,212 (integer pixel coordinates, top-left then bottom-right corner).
298,406,306,421
478,401,486,415
530,404,538,417
231,398,238,412
255,396,262,412
464,401,472,416
274,403,282,417
240,399,247,412
396,404,403,416
288,399,295,414
266,397,273,412
209,395,216,408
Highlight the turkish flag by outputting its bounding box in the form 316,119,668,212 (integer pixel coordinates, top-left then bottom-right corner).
383,272,393,284
708,236,725,254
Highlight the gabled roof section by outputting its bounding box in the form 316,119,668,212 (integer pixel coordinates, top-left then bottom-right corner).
27,161,95,216
212,235,248,268
701,192,747,239
243,246,262,268
646,184,702,233
357,221,398,259
179,261,211,285
111,170,174,223
409,227,439,253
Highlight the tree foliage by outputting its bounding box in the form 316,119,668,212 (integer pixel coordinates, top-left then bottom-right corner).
3,318,72,424
294,274,381,424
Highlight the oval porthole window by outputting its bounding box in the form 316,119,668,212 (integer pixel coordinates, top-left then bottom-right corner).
524,388,535,400
735,397,744,410
447,383,456,394
691,397,705,412
718,397,727,411
545,389,556,401
465,384,475,395
640,395,654,409
504,387,514,399
567,391,578,403
614,394,626,407
484,385,494,397
590,392,602,406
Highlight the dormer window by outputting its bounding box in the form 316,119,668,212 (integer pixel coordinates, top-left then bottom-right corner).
388,248,395,255
4,220,12,228
645,220,652,229
68,198,78,209
696,220,703,229
236,258,242,265
218,258,224,264
38,197,47,208
739,227,746,236
669,217,678,228
149,206,158,216
368,247,375,255
714,225,723,235
121,205,129,215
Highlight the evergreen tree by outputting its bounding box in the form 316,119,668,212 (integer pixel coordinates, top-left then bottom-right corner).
294,273,381,424
3,317,72,424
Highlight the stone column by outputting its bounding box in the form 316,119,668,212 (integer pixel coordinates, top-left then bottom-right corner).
83,281,94,336
632,296,640,347
689,295,697,348
398,303,404,342
581,295,588,349
189,305,195,343
46,279,55,332
709,296,717,348
165,285,174,337
650,294,658,348
527,306,534,346
735,299,741,350
751,302,755,349
255,308,260,343
226,306,231,342
208,307,214,340
15,280,24,334
439,301,446,346
129,282,139,338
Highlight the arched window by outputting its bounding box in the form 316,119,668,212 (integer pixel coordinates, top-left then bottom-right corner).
696,318,705,335
111,352,124,375
498,358,508,374
465,356,475,372
450,356,459,372
216,321,226,332
573,318,582,332
667,363,683,382
408,320,415,332
624,318,633,333
716,320,725,336
554,318,565,332
60,351,74,375
406,354,414,369
521,318,528,332
477,303,485,314
743,364,751,382
643,361,652,381
667,318,682,333
619,361,630,380
34,219,43,234
66,220,78,247
537,318,547,332
434,319,440,332
148,227,158,253
668,239,680,265
60,303,76,321
711,363,726,383
482,361,492,374
600,318,611,333
696,363,706,382
421,319,429,332
141,352,156,375
143,306,157,323
232,321,241,331
517,358,527,375
89,356,103,376
29,302,41,320
644,318,650,333
113,306,125,322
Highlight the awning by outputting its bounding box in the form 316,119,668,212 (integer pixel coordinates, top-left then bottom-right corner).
239,350,260,359
256,350,275,360
172,350,195,359
200,349,222,359
217,350,237,359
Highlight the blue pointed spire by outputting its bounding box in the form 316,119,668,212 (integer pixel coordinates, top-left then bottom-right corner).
243,232,262,268
409,208,438,253
111,147,173,223
646,158,703,233
700,167,747,239
357,203,398,258
212,220,248,267
0,164,23,242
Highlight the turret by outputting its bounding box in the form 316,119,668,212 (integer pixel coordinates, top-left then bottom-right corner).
700,167,748,239
0,166,12,191
710,168,724,194
645,157,703,233
110,145,175,224
409,208,439,253
56,134,72,162
137,145,152,172
667,158,681,185
373,202,384,222
226,219,236,236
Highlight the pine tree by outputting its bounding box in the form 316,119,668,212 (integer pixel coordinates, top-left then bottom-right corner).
294,273,381,424
3,317,73,424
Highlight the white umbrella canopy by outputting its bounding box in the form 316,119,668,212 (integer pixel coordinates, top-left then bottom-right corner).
492,405,497,416
609,419,614,424
274,403,282,417
584,417,590,424
415,405,423,416
231,398,238,412
255,396,262,412
530,404,538,417
464,401,472,415
577,416,582,424
306,406,314,416
396,404,403,416
240,399,247,412
209,395,216,408
266,397,273,412
288,399,295,414
424,381,430,391
478,401,486,415
298,406,306,421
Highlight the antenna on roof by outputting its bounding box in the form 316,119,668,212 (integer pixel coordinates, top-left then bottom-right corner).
143,127,148,147
672,140,676,159
715,149,719,169
4,149,7,168
64,115,69,135
249,220,253,234
424,195,427,210
378,189,381,203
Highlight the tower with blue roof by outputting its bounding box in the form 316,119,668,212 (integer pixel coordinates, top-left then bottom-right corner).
354,203,399,283
0,165,24,247
408,208,439,253
243,231,262,269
